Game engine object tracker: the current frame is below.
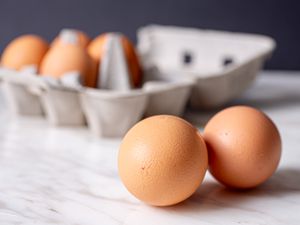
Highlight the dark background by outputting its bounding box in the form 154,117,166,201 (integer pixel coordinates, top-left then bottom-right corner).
0,0,299,70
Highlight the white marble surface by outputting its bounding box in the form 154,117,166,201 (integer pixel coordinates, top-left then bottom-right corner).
0,71,300,225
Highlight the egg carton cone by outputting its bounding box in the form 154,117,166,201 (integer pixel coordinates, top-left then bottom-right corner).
97,33,133,90
58,29,81,45
81,89,148,137
137,25,276,109
0,67,44,116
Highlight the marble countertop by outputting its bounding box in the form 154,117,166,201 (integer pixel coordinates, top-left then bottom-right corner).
0,71,299,225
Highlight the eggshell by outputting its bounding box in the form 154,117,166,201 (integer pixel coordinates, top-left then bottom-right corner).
52,29,90,48
87,33,108,62
1,34,49,70
118,115,208,206
40,42,97,88
88,33,143,87
204,106,281,189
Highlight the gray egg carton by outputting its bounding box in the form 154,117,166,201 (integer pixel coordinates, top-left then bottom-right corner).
0,26,275,137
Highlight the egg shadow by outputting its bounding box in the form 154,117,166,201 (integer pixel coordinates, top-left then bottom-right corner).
160,167,300,213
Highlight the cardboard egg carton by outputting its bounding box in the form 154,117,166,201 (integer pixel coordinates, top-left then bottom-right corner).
137,25,276,109
0,26,275,137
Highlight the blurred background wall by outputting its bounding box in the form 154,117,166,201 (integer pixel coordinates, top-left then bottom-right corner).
0,0,299,70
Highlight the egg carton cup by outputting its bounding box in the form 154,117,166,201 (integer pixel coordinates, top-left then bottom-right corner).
137,25,276,109
0,68,193,137
80,79,194,137
0,68,45,116
80,89,148,137
0,68,84,126
39,86,85,126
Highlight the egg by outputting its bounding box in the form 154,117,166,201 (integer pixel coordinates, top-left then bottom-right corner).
204,106,281,189
87,33,107,61
40,41,97,88
51,29,90,48
0,34,49,70
118,115,208,206
88,33,143,88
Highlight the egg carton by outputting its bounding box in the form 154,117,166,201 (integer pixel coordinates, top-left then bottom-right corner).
137,25,276,109
0,26,275,137
0,68,193,137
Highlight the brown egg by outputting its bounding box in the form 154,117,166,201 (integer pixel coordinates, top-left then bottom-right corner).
1,34,49,70
88,33,143,87
87,33,108,61
118,115,208,206
51,29,90,48
204,106,281,189
40,42,97,88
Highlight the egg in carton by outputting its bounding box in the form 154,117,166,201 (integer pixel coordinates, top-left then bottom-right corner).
137,25,276,109
36,29,92,126
0,34,49,116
